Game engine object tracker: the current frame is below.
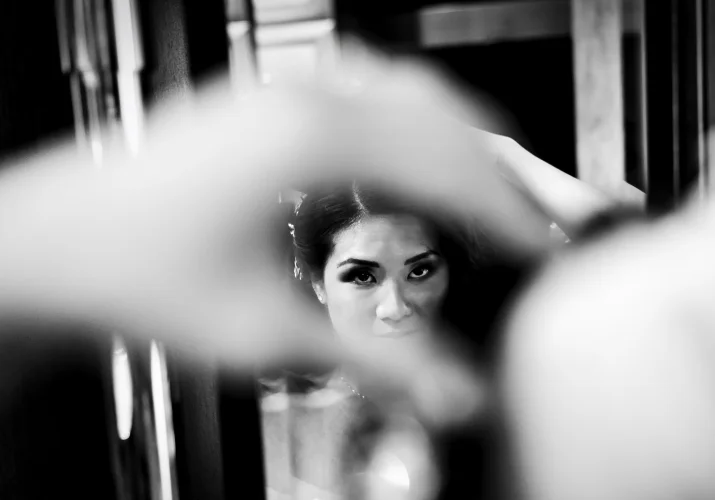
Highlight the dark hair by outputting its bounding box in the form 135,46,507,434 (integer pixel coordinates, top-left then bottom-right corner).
291,182,530,364
293,182,482,280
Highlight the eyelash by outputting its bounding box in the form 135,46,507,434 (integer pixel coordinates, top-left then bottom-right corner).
409,264,434,280
340,264,436,287
341,268,376,286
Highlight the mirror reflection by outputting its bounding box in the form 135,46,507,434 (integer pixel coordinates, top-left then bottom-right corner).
2,0,712,500
236,1,652,499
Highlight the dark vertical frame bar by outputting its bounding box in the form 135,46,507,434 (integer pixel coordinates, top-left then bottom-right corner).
169,357,225,500
677,0,707,200
631,0,649,193
137,0,230,102
136,0,192,105
182,0,231,80
218,375,267,500
643,0,678,212
705,0,715,192
644,0,707,212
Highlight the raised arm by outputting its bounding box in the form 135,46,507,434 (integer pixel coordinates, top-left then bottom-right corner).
484,132,646,237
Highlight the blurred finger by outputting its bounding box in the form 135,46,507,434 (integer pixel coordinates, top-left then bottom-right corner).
126,54,550,258
504,205,715,500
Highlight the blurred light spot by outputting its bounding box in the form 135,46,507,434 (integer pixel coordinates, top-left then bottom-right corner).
374,451,410,491
112,337,133,440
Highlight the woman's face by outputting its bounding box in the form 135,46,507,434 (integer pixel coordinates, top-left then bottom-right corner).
314,215,449,344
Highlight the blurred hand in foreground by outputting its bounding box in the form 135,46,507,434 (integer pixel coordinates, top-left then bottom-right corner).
0,44,548,428
504,190,715,500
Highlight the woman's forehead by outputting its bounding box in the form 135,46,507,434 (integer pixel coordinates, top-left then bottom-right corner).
330,215,434,261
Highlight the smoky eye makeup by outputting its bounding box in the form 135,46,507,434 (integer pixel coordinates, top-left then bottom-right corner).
408,257,443,280
408,262,436,279
339,266,378,285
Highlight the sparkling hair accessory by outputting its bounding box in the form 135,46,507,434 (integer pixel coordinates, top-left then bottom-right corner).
288,192,308,280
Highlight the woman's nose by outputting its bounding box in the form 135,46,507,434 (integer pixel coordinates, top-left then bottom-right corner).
376,281,413,322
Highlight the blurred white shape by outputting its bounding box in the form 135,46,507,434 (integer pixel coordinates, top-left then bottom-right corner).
364,449,412,500
261,391,290,412
116,72,144,155
256,19,335,46
110,0,144,72
227,21,258,95
375,451,411,490
111,0,145,157
151,341,176,500
360,416,441,500
112,337,133,440
255,19,337,84
258,44,319,83
90,137,104,165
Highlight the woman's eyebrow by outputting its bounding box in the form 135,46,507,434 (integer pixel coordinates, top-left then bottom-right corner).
404,250,437,265
337,258,380,268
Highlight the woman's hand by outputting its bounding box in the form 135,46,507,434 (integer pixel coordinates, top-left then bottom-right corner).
504,193,715,500
0,52,544,428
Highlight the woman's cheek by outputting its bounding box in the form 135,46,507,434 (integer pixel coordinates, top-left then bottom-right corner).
412,275,449,317
326,287,376,340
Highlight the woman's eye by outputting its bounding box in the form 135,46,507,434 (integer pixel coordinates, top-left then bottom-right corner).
409,265,433,280
340,268,377,286
353,271,376,285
